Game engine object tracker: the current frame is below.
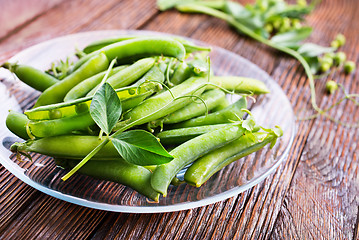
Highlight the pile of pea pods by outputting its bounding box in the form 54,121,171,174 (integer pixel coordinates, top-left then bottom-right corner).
3,35,282,201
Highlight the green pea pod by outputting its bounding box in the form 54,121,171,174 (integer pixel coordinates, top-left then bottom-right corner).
163,89,226,124
64,65,127,101
24,84,161,138
177,39,211,53
27,112,95,138
72,37,186,73
132,64,165,87
207,76,270,94
211,97,230,112
157,123,235,145
10,135,120,159
120,87,160,112
170,57,209,86
34,53,109,107
170,62,193,85
83,36,135,53
184,128,283,187
2,63,59,92
117,76,207,129
82,35,210,54
118,64,166,111
56,159,160,201
25,83,158,121
6,111,30,140
151,124,246,196
87,58,155,96
172,97,247,128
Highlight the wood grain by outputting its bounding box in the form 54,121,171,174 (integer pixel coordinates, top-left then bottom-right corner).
0,0,358,239
0,0,65,40
272,0,359,239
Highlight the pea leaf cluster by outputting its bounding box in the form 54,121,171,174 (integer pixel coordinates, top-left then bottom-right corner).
158,0,359,127
90,83,174,166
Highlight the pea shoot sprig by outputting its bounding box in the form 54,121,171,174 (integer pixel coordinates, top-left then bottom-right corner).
61,82,175,180
158,0,359,127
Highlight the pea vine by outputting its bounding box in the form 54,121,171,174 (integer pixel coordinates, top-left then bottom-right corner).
158,0,359,127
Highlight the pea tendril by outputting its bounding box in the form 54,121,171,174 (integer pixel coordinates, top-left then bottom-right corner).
160,0,359,127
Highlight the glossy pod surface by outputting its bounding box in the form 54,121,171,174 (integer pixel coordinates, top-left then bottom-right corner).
151,124,246,196
73,37,186,71
34,53,109,107
57,159,160,201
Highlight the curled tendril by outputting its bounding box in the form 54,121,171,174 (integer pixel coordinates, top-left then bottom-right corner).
300,83,359,127
16,151,32,162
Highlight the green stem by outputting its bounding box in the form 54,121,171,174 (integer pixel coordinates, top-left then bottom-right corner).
176,4,323,114
92,58,117,93
61,137,110,180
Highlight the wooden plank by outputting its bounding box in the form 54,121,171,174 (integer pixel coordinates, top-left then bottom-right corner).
84,6,316,240
0,0,65,40
0,0,358,239
0,2,310,238
0,193,107,239
90,1,359,239
271,0,359,239
0,0,158,59
0,0,159,238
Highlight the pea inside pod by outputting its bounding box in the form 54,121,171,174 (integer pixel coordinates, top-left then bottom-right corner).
24,83,162,138
25,83,159,121
117,76,208,129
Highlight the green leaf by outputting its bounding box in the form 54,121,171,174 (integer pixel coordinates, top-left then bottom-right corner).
224,1,265,32
90,82,122,135
188,58,209,75
272,126,283,137
223,1,247,18
245,131,257,143
297,43,335,58
111,130,174,165
242,118,256,131
271,27,312,47
305,56,320,74
157,0,187,11
270,138,277,149
267,5,313,20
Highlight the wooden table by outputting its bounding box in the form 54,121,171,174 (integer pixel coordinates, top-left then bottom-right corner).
0,0,358,239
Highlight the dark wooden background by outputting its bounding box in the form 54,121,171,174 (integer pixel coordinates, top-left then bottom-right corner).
0,0,358,239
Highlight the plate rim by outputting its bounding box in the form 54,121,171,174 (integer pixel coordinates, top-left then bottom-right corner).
0,30,296,213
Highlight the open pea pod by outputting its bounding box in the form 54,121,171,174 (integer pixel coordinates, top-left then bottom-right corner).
25,82,161,121
25,83,162,138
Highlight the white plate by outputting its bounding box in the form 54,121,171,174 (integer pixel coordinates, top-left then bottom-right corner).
0,30,295,213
